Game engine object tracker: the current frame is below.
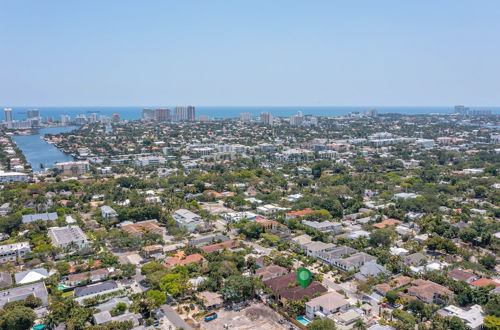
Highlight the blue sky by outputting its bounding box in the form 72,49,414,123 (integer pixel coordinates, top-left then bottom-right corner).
1,1,499,106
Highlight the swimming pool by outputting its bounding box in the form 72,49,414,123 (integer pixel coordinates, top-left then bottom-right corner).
296,316,311,326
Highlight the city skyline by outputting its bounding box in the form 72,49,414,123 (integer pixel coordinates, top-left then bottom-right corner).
1,1,500,106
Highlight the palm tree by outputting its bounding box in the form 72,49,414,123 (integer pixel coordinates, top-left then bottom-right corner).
354,318,366,330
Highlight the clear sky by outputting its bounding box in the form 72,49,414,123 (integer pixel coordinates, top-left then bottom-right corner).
1,1,499,106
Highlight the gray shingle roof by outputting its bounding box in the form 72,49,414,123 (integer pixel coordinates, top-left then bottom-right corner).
22,212,58,224
74,281,118,297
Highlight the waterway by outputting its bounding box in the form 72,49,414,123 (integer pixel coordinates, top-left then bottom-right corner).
12,126,79,172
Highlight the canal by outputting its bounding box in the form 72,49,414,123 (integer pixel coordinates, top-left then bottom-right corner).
12,126,79,172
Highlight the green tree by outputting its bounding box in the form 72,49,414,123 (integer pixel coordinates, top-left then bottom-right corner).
385,290,399,305
307,318,337,330
146,290,166,308
484,315,500,330
0,306,36,330
479,254,497,270
159,273,188,297
221,275,254,300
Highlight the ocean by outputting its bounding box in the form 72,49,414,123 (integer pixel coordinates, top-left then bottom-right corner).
4,106,500,121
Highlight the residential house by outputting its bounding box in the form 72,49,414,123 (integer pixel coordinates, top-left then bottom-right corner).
140,245,164,258
449,269,479,284
407,279,454,304
305,291,349,319
121,220,164,237
22,212,58,224
198,291,224,310
303,241,335,257
470,278,500,289
372,219,402,229
0,242,31,263
0,282,49,308
93,311,141,327
74,281,120,302
201,240,240,253
172,209,203,232
164,253,205,267
264,272,327,303
355,261,387,281
437,305,485,330
48,225,90,250
255,265,288,281
188,234,229,247
100,206,118,220
316,246,358,266
404,253,427,266
329,252,377,271
291,234,312,250
14,268,48,284
67,268,111,287
286,208,314,220
302,220,343,234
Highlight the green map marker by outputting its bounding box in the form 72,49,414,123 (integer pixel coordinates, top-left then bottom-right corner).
297,268,312,288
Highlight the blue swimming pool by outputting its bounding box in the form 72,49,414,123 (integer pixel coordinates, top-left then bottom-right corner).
296,316,311,326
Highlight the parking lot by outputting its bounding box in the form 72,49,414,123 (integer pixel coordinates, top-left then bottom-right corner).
202,302,293,330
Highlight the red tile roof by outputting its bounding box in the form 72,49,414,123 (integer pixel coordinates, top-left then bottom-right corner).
286,208,314,217
470,278,500,287
201,240,240,253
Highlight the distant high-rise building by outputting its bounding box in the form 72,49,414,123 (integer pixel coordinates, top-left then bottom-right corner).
112,113,120,123
290,111,303,126
60,114,71,123
198,115,210,122
260,112,274,125
468,109,492,116
155,108,170,122
89,113,98,123
142,108,156,121
4,108,13,123
240,112,252,122
187,106,196,121
75,114,87,125
27,109,40,119
46,117,54,123
364,109,378,117
174,107,188,122
454,105,469,115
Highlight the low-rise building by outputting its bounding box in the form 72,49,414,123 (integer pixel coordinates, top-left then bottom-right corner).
54,161,90,176
172,209,203,232
0,171,29,183
48,225,90,250
121,220,164,237
305,291,349,319
100,206,118,220
22,212,58,224
14,268,48,284
0,282,49,308
437,305,485,330
407,279,454,304
67,268,112,286
302,220,342,234
303,241,335,257
0,242,31,263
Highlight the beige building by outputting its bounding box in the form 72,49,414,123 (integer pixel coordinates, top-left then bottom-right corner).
54,161,90,176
